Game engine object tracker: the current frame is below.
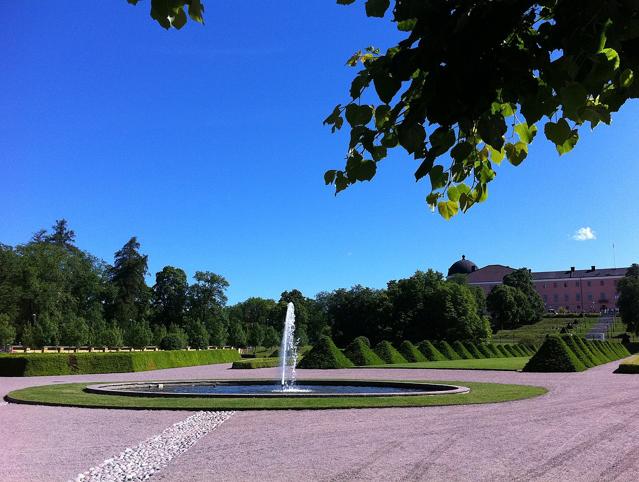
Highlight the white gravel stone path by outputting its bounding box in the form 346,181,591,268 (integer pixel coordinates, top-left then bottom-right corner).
73,411,235,482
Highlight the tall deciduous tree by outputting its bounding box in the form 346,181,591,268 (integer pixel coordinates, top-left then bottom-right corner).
619,264,639,334
152,266,188,327
108,237,150,326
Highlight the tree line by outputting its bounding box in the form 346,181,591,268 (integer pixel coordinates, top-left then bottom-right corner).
0,220,579,349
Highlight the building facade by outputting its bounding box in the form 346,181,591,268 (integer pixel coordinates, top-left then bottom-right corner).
448,256,627,313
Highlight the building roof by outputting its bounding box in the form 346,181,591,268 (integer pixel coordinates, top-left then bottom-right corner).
447,255,478,276
466,264,514,283
532,267,628,280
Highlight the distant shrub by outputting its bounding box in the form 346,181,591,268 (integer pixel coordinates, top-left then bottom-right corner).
477,344,498,358
417,340,447,361
523,335,586,372
398,341,427,362
0,349,241,377
353,336,371,348
344,337,385,366
297,336,354,369
159,333,187,351
614,356,639,374
561,335,594,368
452,341,474,359
434,341,461,360
374,341,408,364
464,342,486,359
231,357,279,369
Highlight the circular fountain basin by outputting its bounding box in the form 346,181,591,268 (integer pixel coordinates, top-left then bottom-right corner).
85,380,469,398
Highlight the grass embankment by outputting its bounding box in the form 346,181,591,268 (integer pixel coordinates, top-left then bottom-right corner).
493,316,600,344
615,355,639,374
5,380,547,410
231,357,279,369
0,350,241,377
370,357,530,371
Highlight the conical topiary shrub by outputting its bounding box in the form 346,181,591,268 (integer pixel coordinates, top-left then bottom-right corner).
452,341,474,359
502,345,522,357
510,345,528,357
561,335,594,368
343,337,385,366
374,341,408,364
297,336,354,369
574,337,604,366
417,340,447,361
523,335,586,372
478,344,498,358
434,341,462,360
464,342,486,359
493,345,511,358
398,340,428,362
589,340,615,362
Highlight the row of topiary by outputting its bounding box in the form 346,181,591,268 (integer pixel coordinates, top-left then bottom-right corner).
298,336,536,369
523,334,631,372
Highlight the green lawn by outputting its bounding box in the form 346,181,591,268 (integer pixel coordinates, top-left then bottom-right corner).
5,380,547,410
493,317,600,344
367,357,530,371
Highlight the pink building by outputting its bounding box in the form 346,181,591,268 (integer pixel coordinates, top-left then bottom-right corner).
447,256,627,313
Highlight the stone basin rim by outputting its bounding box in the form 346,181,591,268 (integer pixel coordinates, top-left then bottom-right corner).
84,379,471,398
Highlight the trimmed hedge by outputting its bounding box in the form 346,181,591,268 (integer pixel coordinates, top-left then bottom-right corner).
573,337,605,365
0,349,241,377
297,336,354,369
344,337,385,366
478,344,498,358
434,341,462,360
523,335,586,372
417,340,447,361
452,341,474,359
231,357,279,369
614,355,639,374
493,345,512,358
374,341,408,364
510,345,529,357
398,341,428,362
561,336,594,368
464,342,486,359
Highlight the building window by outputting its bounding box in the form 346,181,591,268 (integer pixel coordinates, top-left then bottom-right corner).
600,292,606,300
587,281,591,287
543,295,548,302
576,281,580,287
576,294,581,301
563,282,567,288
553,282,558,288
600,280,605,286
564,294,569,302
587,294,593,301
542,283,547,288
554,294,559,302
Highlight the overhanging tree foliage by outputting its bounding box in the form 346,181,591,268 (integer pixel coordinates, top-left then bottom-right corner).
130,1,639,218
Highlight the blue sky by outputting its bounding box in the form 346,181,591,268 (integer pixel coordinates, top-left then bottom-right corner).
2,2,638,304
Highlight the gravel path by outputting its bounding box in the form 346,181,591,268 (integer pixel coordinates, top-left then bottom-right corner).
2,359,639,481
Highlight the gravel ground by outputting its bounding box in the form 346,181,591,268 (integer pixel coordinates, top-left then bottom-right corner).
2,359,639,481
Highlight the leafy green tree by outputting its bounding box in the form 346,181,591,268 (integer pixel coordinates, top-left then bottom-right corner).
0,314,16,346
503,268,545,321
108,237,150,327
187,271,229,345
486,284,521,331
206,316,227,346
60,314,90,346
152,266,188,327
227,319,247,347
126,320,153,348
44,219,78,251
274,290,311,345
185,318,209,349
247,323,265,347
619,264,639,333
159,324,189,350
98,322,124,347
263,325,280,348
322,1,639,217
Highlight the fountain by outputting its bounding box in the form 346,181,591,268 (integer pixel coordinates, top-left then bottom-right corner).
279,302,299,390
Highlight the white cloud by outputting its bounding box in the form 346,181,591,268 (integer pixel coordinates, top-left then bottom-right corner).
573,227,597,241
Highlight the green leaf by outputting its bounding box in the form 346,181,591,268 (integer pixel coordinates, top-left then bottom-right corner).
450,142,473,162
323,105,343,133
488,146,505,165
437,201,458,220
514,122,538,144
601,48,620,70
397,18,417,31
374,105,391,129
447,185,460,202
414,157,433,181
187,0,204,23
349,71,371,98
171,8,187,29
324,170,337,185
559,83,588,122
373,73,401,104
337,0,356,4
345,104,373,127
429,127,456,155
477,114,507,150
429,165,448,190
334,172,349,194
544,119,579,155
397,123,426,155
346,152,377,182
504,142,528,166
369,145,387,161
619,69,634,89
381,130,398,148
365,0,390,17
